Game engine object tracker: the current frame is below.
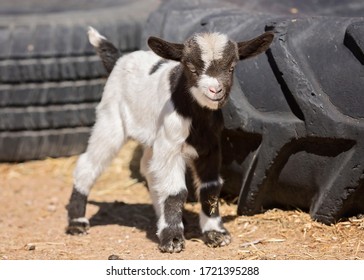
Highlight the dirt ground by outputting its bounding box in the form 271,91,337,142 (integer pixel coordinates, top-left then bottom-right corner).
0,140,363,260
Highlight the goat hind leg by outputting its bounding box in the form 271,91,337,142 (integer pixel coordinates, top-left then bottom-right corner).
66,107,125,235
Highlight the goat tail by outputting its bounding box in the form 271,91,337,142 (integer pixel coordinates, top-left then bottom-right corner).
88,26,121,74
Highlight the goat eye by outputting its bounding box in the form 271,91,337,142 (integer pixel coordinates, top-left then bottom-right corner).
189,67,197,73
186,63,198,75
190,68,199,76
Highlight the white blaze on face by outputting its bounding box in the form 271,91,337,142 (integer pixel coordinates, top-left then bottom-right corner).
190,33,229,110
195,33,229,69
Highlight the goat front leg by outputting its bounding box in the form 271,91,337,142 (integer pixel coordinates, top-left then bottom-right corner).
157,187,187,253
192,151,231,247
148,141,188,253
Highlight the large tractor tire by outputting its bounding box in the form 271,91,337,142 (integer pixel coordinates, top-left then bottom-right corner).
0,0,159,161
142,0,364,224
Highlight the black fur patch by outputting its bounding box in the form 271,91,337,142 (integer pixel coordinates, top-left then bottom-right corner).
159,190,188,253
149,59,168,75
199,182,222,217
96,39,121,74
164,189,188,225
170,65,194,118
67,188,88,220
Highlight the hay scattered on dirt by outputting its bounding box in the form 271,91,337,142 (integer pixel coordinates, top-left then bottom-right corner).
230,208,364,260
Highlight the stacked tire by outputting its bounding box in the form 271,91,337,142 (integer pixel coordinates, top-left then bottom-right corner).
0,0,158,161
142,0,364,224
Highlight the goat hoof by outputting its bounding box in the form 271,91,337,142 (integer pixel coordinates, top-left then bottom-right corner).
204,230,231,247
66,218,90,235
159,236,185,253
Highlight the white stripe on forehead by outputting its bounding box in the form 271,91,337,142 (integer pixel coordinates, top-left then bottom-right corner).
195,33,229,69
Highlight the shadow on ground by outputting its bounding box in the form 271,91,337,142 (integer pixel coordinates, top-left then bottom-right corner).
86,142,239,244
88,200,237,244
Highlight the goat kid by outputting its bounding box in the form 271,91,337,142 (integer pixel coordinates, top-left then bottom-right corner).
66,27,274,253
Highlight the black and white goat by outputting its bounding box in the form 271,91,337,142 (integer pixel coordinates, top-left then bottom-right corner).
66,27,273,253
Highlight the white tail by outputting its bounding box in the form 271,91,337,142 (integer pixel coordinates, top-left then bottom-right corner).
87,26,106,48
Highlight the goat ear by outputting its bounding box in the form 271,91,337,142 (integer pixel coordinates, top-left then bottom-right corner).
148,37,184,61
237,31,274,60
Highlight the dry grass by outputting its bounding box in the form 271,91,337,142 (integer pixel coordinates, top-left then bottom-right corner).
231,208,364,260
0,140,363,260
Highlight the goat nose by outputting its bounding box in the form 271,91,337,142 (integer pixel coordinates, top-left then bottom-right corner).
208,86,222,94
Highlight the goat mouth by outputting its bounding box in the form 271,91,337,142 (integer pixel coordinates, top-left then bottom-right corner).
205,95,224,102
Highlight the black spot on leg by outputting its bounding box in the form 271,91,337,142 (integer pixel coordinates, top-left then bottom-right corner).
200,182,222,218
67,188,87,220
164,189,188,225
159,190,188,253
66,188,89,235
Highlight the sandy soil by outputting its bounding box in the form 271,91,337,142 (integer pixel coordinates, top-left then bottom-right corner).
0,140,363,260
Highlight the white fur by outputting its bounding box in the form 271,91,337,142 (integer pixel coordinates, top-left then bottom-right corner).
182,143,199,160
199,211,224,233
191,75,222,109
195,33,229,69
140,146,153,178
88,26,106,47
71,217,90,225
